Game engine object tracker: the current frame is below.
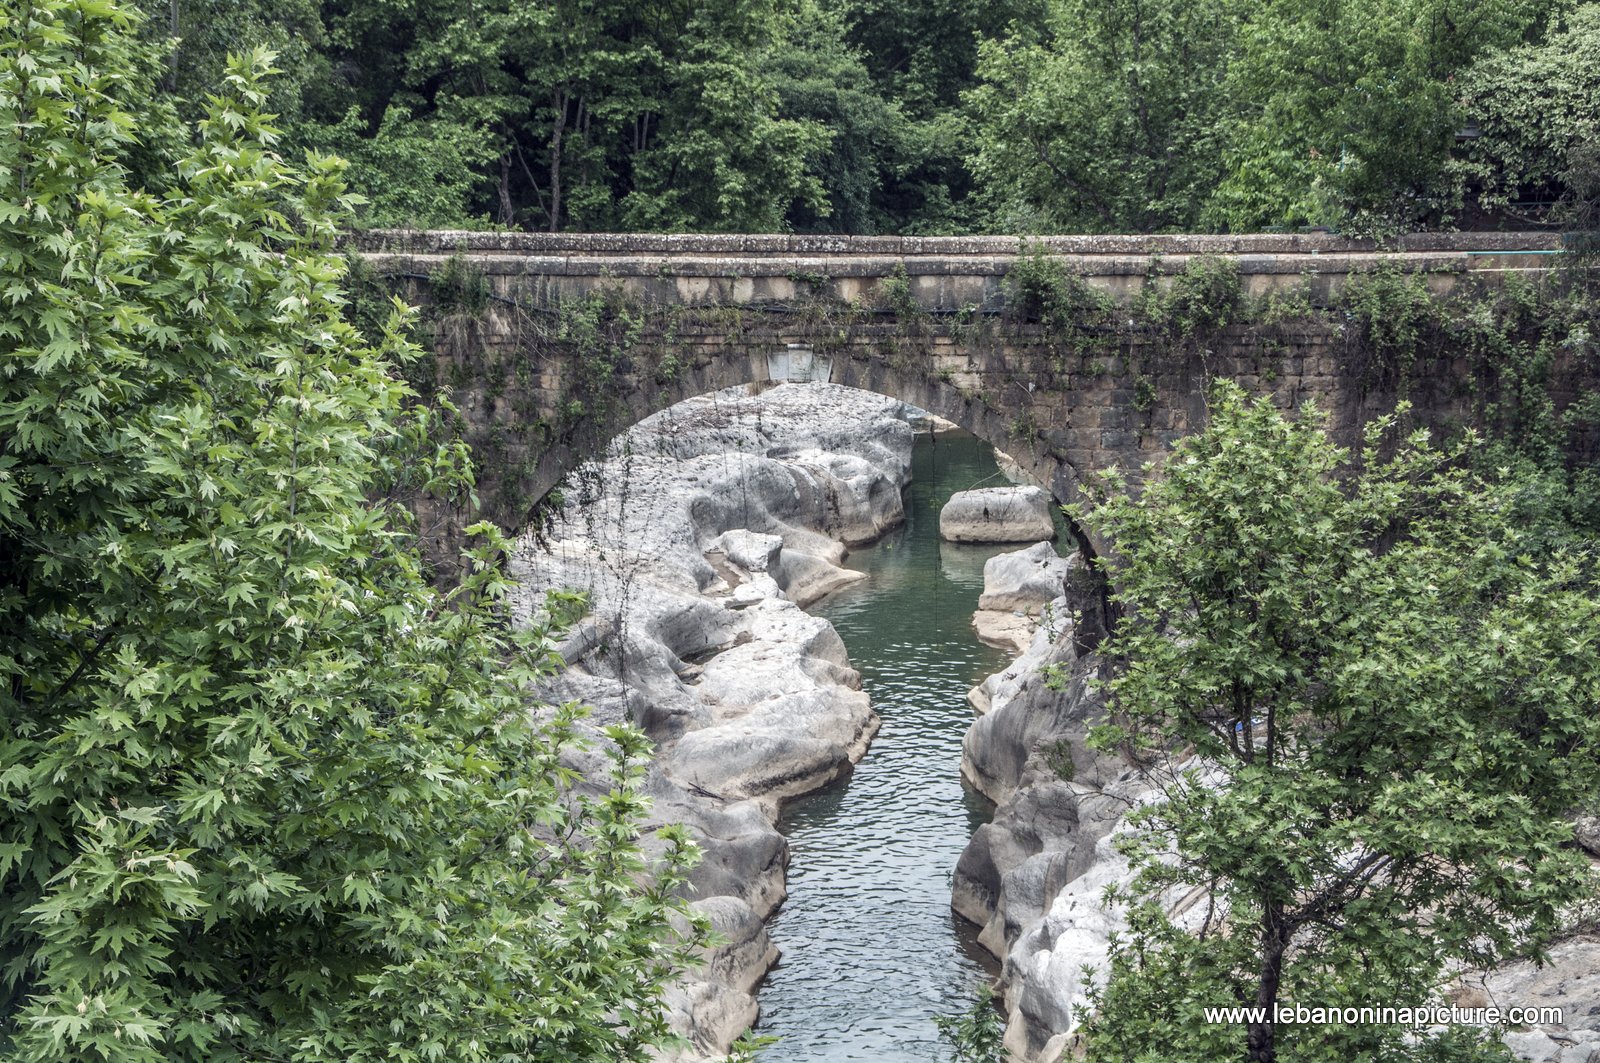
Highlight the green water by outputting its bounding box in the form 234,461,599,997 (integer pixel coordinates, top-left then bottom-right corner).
754,429,1048,1060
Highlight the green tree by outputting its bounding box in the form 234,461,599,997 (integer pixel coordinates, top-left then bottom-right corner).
1208,0,1560,232
129,0,328,117
827,0,1043,233
966,0,1235,232
308,0,830,232
1453,4,1600,227
766,0,914,234
1,3,698,1059
1076,385,1600,1062
614,0,831,232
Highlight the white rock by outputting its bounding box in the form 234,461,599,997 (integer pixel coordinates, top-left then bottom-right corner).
1471,937,1600,1058
1000,814,1143,1056
940,486,1057,543
961,599,1080,802
710,529,783,574
1574,814,1600,857
1503,1031,1562,1061
978,541,1077,614
972,610,1037,656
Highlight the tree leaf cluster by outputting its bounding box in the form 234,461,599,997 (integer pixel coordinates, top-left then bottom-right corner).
1076,384,1600,1061
125,0,1600,235
968,0,1596,234
1,4,699,1058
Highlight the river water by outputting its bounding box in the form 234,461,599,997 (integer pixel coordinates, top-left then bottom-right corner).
753,429,1030,1060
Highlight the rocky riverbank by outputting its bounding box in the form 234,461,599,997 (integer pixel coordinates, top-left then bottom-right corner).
510,383,920,1059
508,393,1598,1063
950,541,1153,1059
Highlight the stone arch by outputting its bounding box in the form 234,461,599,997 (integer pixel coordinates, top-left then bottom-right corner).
521,336,1078,523
500,334,1117,647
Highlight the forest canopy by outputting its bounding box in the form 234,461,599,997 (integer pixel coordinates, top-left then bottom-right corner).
131,0,1600,235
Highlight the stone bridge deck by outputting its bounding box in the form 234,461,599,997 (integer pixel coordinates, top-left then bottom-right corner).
352,230,1567,309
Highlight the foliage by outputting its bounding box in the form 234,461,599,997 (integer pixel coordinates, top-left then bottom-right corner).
1568,140,1600,257
728,1032,780,1060
130,0,327,124
1076,384,1600,1062
1084,901,1517,1063
1339,264,1442,386
964,0,1589,233
1146,256,1244,339
830,0,1044,232
429,254,495,315
933,984,1007,1063
877,262,919,317
606,4,831,233
1207,0,1560,233
116,0,1600,235
181,0,838,232
765,0,916,234
966,0,1234,232
1453,5,1600,226
1566,139,1600,256
1041,738,1076,783
300,103,499,229
0,5,699,1059
1003,245,1112,329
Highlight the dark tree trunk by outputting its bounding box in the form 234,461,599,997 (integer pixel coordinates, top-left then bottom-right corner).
497,154,515,227
1247,900,1291,1063
166,0,179,92
548,89,566,232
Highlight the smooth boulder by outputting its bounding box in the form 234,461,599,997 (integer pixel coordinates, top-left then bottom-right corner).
940,486,1056,543
978,541,1076,614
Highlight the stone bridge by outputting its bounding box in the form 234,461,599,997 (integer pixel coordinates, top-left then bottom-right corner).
352,230,1588,573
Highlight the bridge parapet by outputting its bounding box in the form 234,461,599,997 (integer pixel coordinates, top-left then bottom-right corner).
352,230,1566,311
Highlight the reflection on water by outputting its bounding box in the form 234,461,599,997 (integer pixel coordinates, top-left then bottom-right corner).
754,430,1029,1061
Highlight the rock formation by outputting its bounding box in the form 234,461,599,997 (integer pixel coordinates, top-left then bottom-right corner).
511,382,917,1060
939,485,1058,543
970,541,1079,655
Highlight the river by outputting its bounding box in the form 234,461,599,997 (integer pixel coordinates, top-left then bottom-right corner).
753,429,1043,1060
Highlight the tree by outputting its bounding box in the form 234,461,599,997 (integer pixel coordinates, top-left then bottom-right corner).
765,0,914,234
1453,4,1600,228
127,0,328,117
1,3,698,1059
613,0,831,232
303,0,832,232
825,0,1042,233
965,0,1235,232
1076,385,1600,1062
1207,0,1560,232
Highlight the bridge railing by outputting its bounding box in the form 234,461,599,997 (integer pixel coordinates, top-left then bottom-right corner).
349,230,1570,311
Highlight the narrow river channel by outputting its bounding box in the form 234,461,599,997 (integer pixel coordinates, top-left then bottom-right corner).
753,429,1031,1060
